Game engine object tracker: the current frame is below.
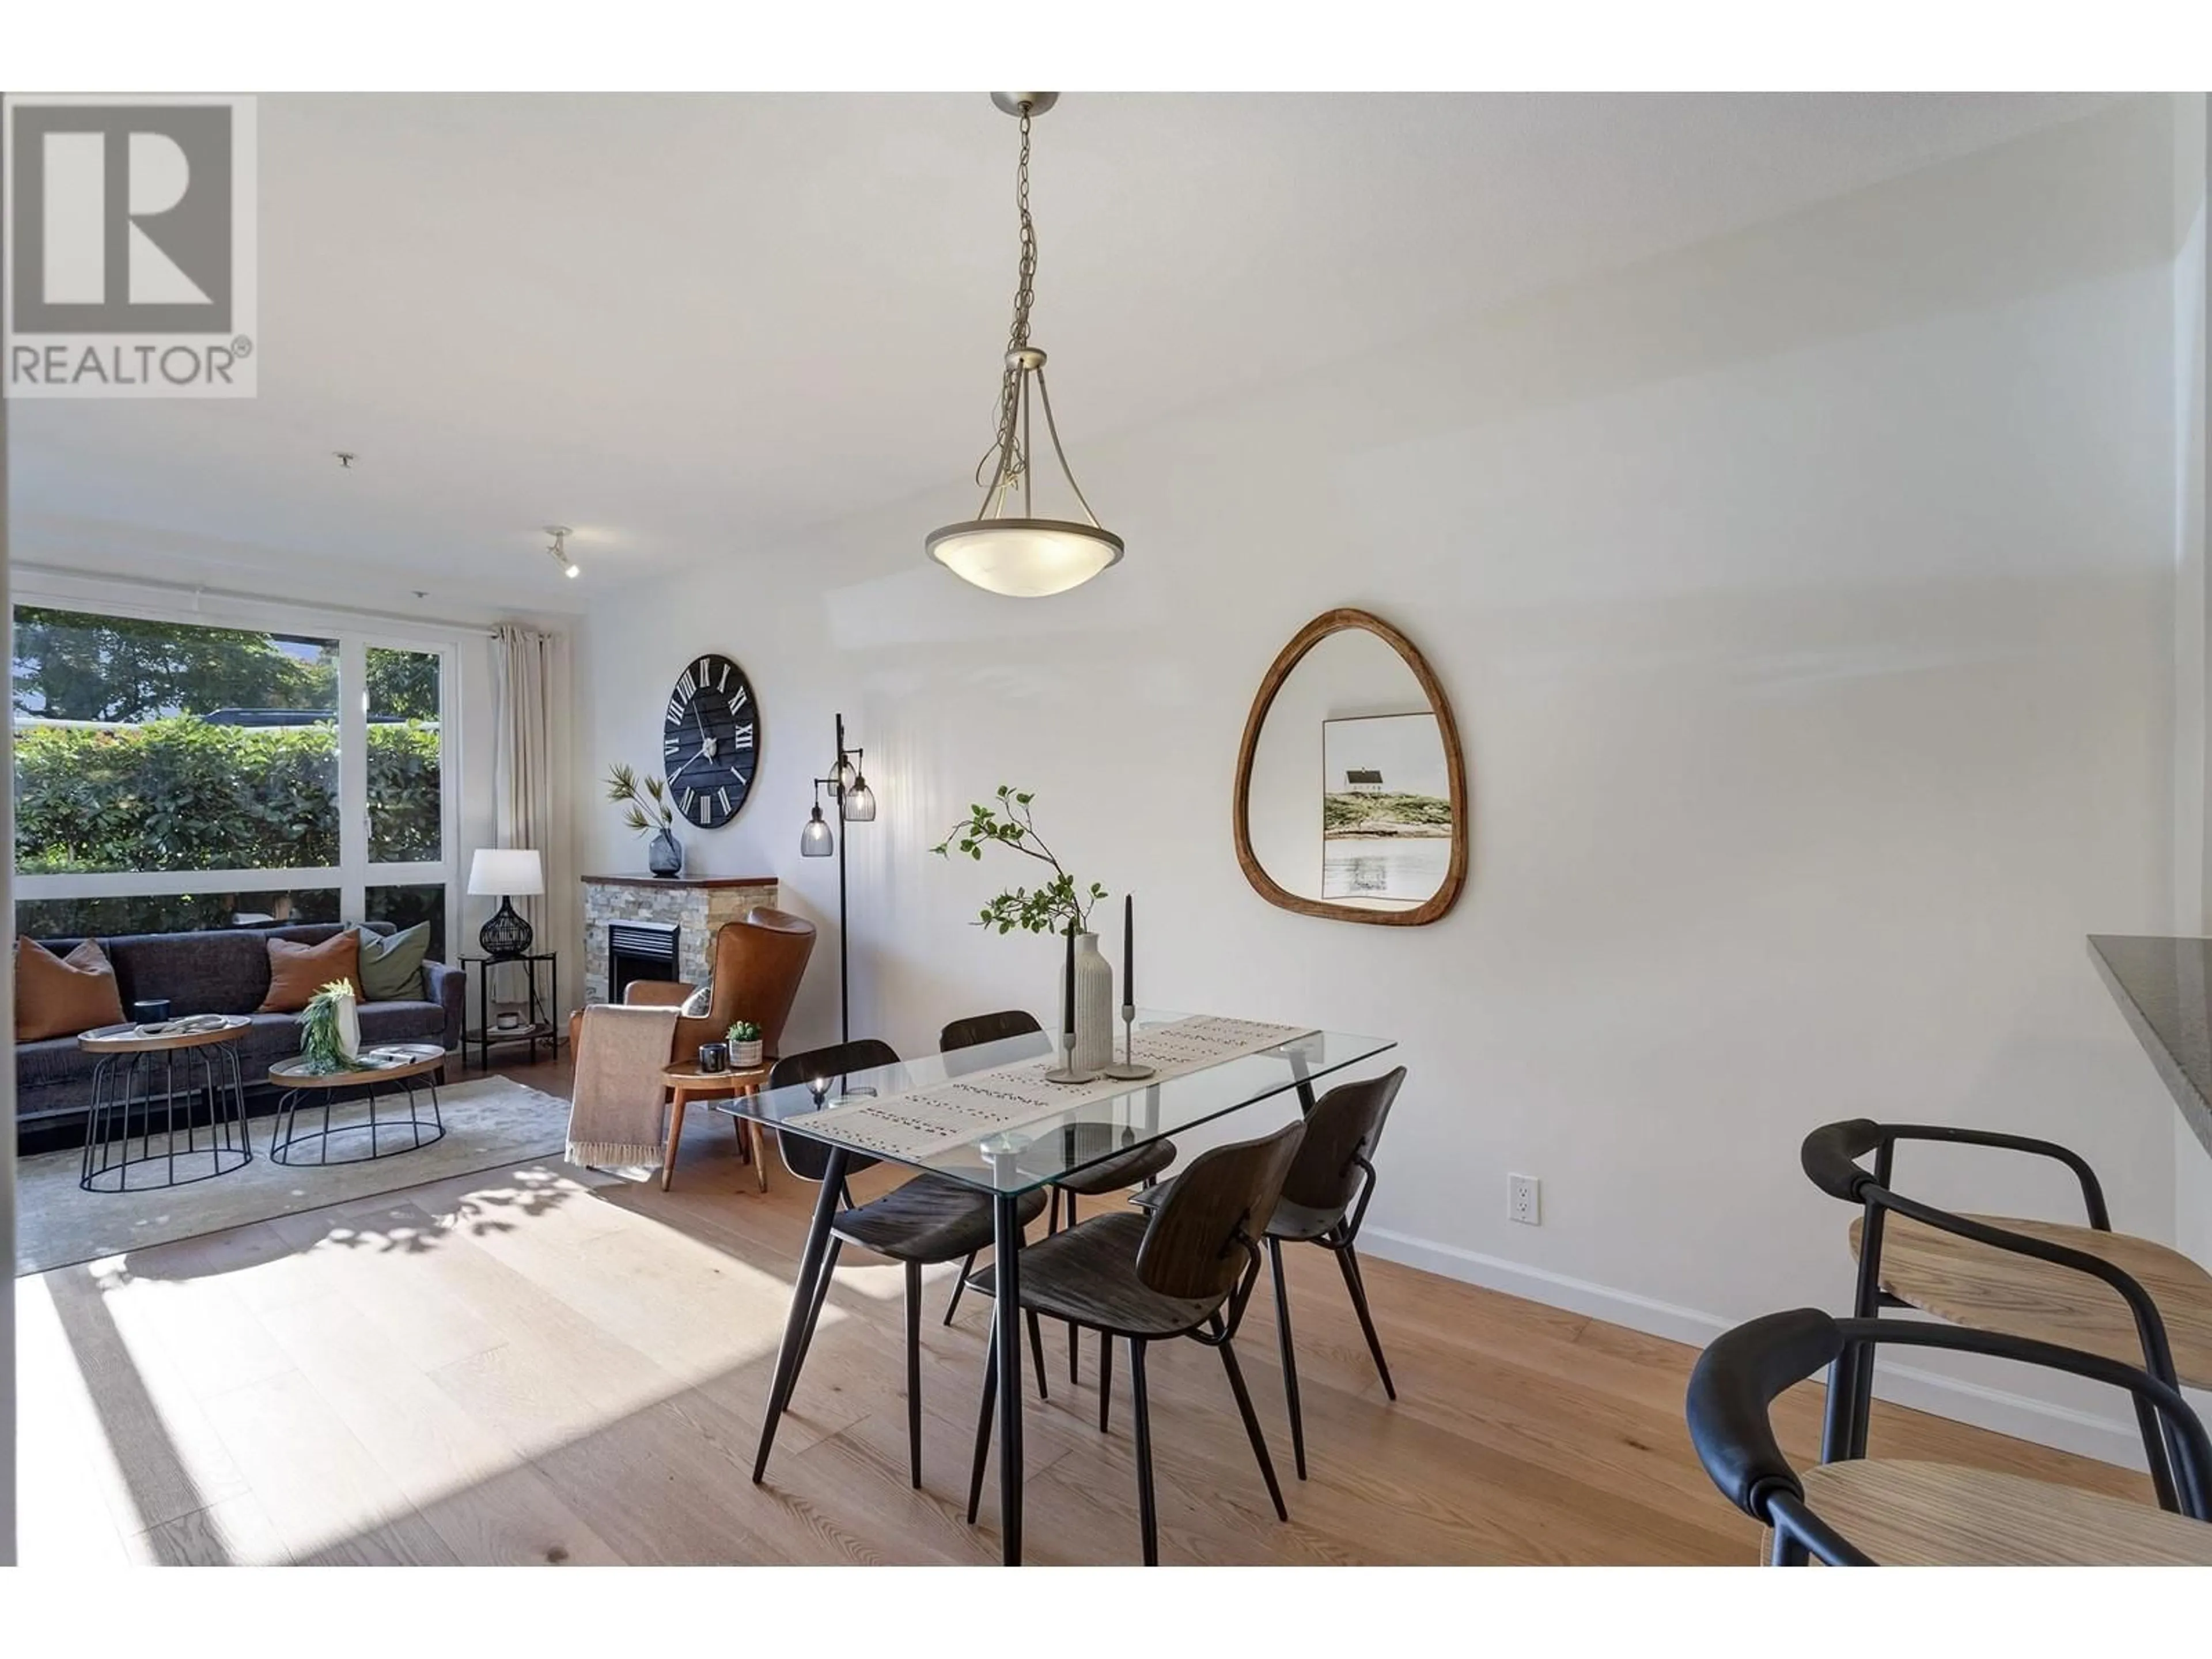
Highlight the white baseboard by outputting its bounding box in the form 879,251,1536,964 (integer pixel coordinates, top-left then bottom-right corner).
1359,1225,2148,1471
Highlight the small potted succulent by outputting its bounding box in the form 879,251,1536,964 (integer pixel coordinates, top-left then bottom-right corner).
728,1020,764,1069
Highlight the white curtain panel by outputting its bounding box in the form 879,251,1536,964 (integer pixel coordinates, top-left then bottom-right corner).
490,624,566,1007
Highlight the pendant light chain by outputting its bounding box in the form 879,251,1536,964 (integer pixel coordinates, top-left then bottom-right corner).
975,107,1040,512
924,92,1123,596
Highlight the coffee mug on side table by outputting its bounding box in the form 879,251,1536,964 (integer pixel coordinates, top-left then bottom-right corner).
698,1041,729,1074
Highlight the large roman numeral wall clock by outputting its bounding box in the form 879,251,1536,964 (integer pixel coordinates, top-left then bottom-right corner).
662,653,758,828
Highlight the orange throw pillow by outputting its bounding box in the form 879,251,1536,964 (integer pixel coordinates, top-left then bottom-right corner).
16,937,128,1041
259,932,363,1013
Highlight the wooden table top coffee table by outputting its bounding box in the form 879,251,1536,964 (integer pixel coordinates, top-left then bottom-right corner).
268,1043,448,1089
659,1060,772,1194
267,1044,450,1166
79,1015,251,1054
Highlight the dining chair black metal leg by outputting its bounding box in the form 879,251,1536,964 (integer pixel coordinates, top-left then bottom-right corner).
1048,1188,1062,1233
944,1250,977,1325
968,1323,998,1525
1268,1238,1306,1480
1069,1321,1081,1387
792,1237,843,1382
1336,1245,1396,1400
1097,1330,1113,1433
754,1146,850,1482
991,1191,1026,1566
1129,1338,1157,1566
905,1259,924,1488
1025,1307,1050,1402
1218,1338,1289,1521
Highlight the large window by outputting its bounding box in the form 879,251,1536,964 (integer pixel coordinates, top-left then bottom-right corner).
12,604,457,953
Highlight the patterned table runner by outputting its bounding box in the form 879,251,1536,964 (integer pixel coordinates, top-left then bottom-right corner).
790,1014,1316,1163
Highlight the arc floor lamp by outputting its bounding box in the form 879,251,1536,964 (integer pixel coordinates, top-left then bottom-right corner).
800,712,875,1044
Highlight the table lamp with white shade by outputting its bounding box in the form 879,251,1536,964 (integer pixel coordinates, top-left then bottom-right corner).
468,848,544,960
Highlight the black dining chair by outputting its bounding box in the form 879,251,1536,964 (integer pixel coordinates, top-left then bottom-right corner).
1134,1066,1406,1478
1800,1118,2212,1510
768,1038,1050,1488
937,1009,1178,1368
1686,1306,2212,1563
963,1120,1305,1565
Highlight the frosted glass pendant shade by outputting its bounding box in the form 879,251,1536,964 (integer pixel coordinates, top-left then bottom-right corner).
926,518,1124,599
800,804,835,857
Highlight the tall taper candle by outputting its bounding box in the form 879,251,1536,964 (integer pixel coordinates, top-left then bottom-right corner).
1063,920,1076,1040
1123,893,1134,1009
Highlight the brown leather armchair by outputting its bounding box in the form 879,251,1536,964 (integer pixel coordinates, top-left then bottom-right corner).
569,907,817,1066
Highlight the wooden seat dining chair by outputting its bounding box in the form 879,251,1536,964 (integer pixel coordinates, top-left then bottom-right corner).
1687,1306,2212,1563
963,1120,1305,1565
1801,1118,2212,1509
767,1038,1049,1488
1133,1065,1406,1479
936,1010,1179,1365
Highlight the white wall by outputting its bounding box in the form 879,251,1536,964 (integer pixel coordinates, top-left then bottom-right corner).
575,96,2188,1457
2172,96,2212,1274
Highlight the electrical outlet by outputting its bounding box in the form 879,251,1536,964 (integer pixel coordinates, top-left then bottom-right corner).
1508,1173,1541,1226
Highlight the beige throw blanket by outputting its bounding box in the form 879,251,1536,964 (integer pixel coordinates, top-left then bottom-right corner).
567,1003,681,1168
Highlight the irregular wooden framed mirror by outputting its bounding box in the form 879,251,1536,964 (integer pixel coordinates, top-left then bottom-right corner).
1233,608,1468,926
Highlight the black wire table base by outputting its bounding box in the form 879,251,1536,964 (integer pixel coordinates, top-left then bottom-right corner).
79,1041,254,1194
267,1073,447,1167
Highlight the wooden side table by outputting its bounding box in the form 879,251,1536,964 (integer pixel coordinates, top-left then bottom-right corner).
659,1060,772,1193
78,1017,254,1192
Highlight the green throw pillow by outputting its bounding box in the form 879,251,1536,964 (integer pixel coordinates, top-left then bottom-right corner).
354,923,430,1002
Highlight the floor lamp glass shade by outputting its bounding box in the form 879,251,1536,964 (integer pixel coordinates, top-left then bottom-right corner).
801,803,835,857
925,518,1123,598
467,848,544,960
841,774,876,822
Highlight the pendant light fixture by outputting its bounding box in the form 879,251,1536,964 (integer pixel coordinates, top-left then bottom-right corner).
926,92,1123,599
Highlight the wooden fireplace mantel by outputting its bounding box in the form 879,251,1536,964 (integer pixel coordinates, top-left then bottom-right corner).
581,873,782,889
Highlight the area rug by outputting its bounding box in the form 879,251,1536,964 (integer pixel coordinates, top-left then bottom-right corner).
14,1076,571,1276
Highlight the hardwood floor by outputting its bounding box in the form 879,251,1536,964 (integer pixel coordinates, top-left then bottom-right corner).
13,1052,2149,1566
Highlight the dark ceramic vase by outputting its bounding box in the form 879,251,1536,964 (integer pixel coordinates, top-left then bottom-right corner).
648,827,683,877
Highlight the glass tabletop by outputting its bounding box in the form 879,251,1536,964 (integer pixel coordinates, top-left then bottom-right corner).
708,1010,1396,1196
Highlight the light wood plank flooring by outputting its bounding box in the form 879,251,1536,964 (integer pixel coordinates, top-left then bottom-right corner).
14,1055,2147,1566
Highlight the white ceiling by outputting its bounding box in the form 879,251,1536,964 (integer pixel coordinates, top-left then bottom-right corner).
8,91,2129,615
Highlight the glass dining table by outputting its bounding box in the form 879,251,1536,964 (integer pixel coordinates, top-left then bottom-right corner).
712,1009,1397,1565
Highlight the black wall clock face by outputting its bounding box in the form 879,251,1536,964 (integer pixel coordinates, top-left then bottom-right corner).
662,653,759,828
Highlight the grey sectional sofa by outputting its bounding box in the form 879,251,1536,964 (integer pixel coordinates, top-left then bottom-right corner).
16,921,465,1146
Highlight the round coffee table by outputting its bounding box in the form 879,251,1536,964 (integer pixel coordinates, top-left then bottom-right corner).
78,1017,254,1193
659,1061,771,1192
267,1043,449,1166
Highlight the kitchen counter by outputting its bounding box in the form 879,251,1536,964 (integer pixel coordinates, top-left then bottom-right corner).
2088,934,2212,1161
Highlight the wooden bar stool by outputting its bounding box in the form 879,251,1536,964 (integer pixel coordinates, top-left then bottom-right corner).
1687,1307,2212,1563
1801,1118,2212,1508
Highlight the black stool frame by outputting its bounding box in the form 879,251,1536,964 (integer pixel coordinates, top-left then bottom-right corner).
1687,1307,2212,1563
1801,1119,2188,1508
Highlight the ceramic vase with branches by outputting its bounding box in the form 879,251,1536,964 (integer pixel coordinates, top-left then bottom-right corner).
934,786,1114,1069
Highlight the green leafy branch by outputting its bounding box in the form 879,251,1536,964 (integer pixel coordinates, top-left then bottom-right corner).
932,785,1107,935
605,762,675,835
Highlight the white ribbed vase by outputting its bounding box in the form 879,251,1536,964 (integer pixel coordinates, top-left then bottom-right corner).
1072,931,1115,1073
334,989,361,1064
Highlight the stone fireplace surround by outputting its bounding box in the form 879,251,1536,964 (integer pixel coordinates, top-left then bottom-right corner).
581,873,781,1006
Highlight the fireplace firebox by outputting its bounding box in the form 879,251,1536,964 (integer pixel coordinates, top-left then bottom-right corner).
608,922,681,1002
